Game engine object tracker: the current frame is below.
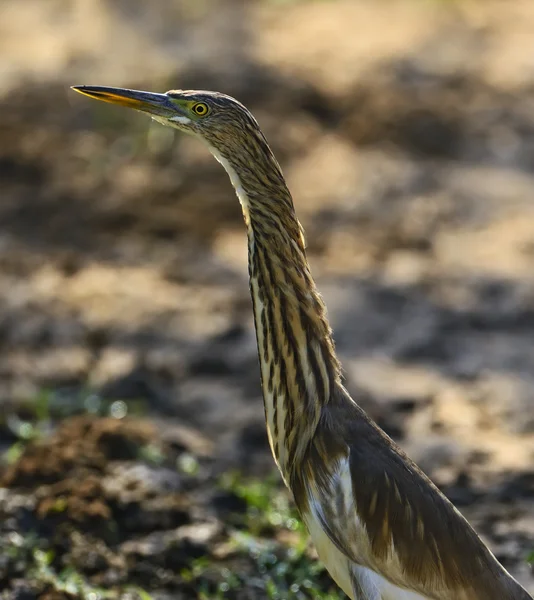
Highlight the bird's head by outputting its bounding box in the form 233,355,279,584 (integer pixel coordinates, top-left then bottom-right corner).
71,84,295,228
71,85,272,167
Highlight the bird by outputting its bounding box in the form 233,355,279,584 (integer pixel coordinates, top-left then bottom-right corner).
71,84,533,600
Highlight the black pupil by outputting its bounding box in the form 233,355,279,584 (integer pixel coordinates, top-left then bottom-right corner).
196,105,205,114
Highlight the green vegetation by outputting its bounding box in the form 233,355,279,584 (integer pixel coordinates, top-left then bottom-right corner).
5,535,114,599
4,533,152,600
215,472,345,599
220,471,305,537
32,548,112,599
1,389,148,465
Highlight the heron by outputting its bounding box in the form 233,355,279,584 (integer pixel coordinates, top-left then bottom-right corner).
71,85,533,600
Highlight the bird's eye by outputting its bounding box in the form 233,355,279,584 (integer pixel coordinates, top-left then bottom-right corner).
192,102,209,116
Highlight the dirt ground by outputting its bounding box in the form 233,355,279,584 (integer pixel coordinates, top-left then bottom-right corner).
0,0,533,598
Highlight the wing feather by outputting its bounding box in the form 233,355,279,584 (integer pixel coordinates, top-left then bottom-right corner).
291,396,531,600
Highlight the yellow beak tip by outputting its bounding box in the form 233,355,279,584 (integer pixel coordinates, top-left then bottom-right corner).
70,86,144,109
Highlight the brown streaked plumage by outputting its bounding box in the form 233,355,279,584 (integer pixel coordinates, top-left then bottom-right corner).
71,84,533,600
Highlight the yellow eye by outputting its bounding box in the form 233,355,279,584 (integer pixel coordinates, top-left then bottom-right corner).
192,102,209,116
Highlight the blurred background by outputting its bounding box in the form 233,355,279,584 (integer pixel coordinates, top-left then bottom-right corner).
0,0,533,598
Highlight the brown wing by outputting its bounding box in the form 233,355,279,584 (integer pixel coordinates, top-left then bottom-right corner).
292,394,532,600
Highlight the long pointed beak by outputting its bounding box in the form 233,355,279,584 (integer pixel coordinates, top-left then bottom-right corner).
71,85,173,117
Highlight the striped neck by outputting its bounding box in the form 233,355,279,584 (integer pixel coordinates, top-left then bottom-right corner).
208,143,341,476
247,208,341,476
